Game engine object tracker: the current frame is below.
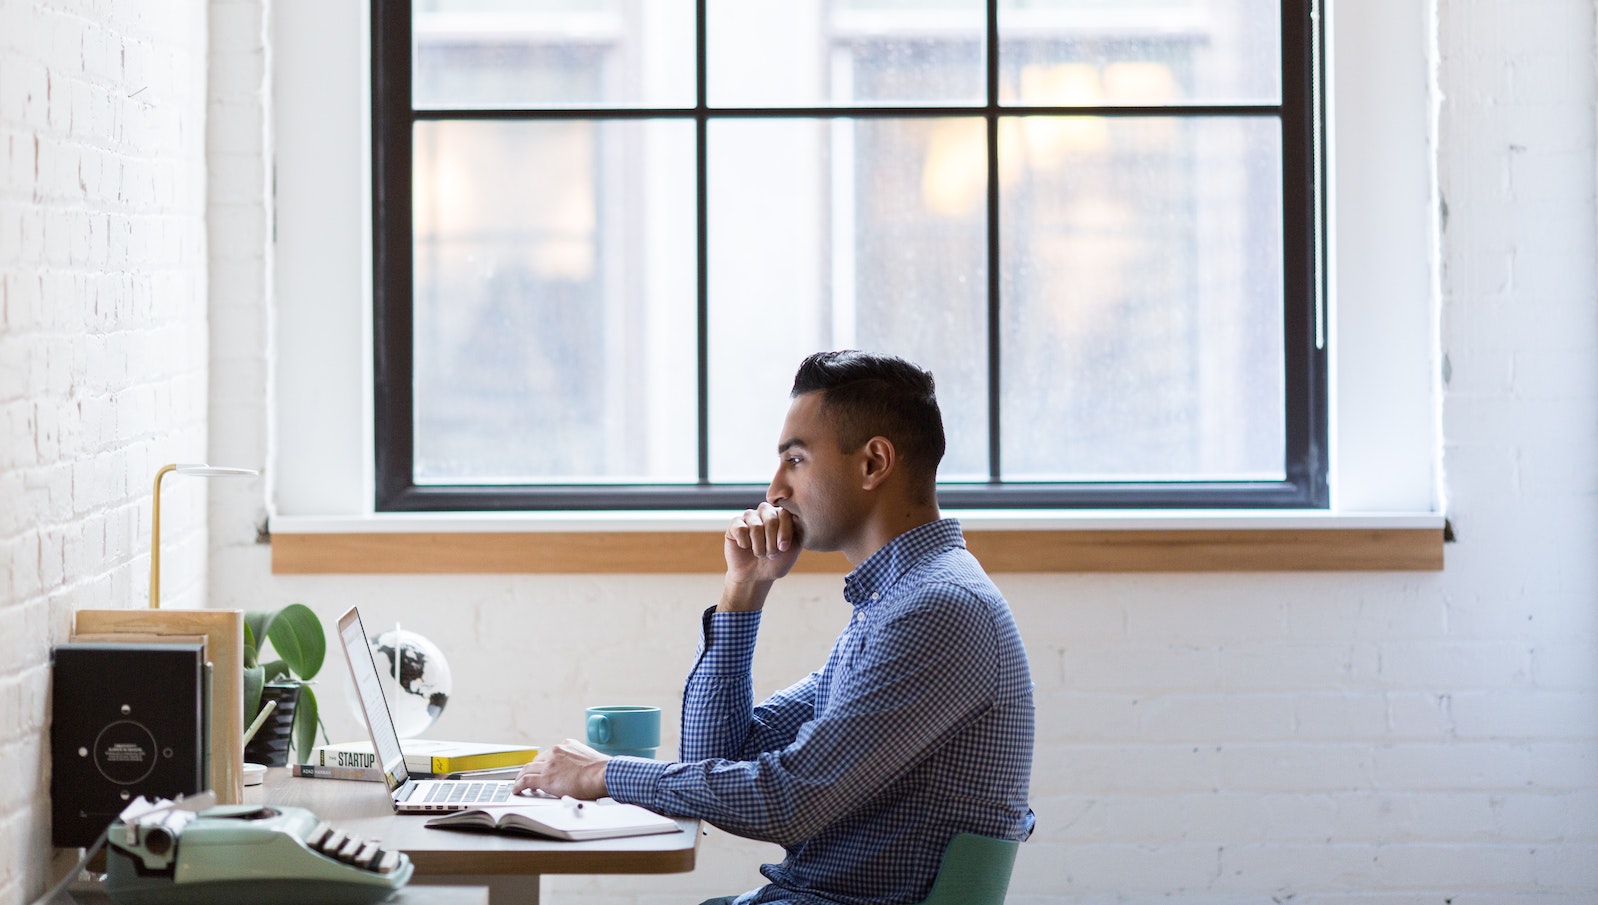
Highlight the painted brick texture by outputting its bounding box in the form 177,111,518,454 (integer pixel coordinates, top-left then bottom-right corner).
0,2,208,903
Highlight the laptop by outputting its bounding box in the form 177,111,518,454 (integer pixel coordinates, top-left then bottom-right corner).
337,606,524,813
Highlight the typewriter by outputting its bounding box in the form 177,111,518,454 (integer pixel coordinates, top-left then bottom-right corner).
104,800,413,905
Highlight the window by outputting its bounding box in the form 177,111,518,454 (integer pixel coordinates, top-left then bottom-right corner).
372,0,1325,512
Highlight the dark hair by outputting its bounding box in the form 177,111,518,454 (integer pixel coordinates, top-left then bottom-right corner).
791,350,946,485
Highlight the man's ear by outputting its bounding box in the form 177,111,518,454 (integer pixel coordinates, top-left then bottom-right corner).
859,436,895,490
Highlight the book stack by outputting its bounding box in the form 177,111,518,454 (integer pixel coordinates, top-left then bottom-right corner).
304,739,538,778
291,762,384,782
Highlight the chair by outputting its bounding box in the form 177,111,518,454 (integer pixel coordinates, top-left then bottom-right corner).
917,832,1021,905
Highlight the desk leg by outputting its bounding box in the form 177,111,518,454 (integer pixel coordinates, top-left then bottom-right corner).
412,874,539,905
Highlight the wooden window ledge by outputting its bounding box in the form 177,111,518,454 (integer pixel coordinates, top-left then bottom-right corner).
268,513,1445,574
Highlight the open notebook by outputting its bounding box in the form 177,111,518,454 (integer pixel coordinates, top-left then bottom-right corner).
425,799,680,842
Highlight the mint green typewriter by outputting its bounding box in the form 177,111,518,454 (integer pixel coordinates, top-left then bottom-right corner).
105,803,413,905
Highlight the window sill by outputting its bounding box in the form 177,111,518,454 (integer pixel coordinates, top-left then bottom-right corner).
267,511,1445,574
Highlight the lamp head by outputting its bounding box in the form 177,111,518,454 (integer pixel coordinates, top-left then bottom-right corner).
171,464,259,478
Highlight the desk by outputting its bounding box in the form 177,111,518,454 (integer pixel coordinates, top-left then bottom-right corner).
62,882,491,905
251,768,699,904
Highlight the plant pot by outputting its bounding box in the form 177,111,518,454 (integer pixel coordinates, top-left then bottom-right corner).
244,683,301,767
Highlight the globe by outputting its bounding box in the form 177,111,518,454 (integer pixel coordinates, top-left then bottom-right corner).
368,628,452,738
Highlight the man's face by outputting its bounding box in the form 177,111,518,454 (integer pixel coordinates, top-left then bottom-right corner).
766,391,869,554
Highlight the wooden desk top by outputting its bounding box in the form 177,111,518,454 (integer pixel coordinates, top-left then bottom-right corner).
66,882,491,905
251,768,699,876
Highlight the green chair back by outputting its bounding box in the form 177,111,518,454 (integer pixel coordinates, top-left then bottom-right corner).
917,832,1020,905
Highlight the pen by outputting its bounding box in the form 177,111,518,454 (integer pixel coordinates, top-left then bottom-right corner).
560,795,584,814
241,699,276,746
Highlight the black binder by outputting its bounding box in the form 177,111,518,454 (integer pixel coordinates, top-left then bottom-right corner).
51,642,206,847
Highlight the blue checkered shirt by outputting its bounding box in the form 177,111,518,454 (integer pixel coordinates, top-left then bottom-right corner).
606,519,1035,905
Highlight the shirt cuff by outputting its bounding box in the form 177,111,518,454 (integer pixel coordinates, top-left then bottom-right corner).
697,608,762,675
604,755,673,808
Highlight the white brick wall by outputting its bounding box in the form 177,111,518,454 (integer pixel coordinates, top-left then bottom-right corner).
0,2,209,903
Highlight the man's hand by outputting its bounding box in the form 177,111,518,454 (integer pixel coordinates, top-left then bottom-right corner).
721,503,802,611
512,739,610,800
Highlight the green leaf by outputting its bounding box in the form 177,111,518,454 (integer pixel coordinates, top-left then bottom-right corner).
243,664,265,727
244,610,275,667
242,620,260,669
293,686,320,765
265,603,326,681
262,659,290,684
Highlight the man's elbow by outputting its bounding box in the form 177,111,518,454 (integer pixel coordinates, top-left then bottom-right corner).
748,779,841,847
745,809,820,849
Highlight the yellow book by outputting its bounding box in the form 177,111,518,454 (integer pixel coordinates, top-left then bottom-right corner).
313,739,538,776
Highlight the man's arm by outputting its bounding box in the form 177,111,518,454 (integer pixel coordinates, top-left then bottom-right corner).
608,584,1001,846
680,503,814,759
515,505,807,799
679,607,819,762
512,607,818,800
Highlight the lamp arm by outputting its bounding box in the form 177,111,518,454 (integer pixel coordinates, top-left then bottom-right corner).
149,464,177,609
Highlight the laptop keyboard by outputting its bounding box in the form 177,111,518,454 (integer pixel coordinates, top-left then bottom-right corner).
423,781,514,805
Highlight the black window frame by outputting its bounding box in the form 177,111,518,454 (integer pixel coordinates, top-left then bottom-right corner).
372,0,1327,512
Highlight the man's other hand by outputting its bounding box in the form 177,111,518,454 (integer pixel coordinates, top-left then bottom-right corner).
512,739,610,800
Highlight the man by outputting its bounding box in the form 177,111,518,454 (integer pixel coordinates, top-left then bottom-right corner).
516,350,1034,905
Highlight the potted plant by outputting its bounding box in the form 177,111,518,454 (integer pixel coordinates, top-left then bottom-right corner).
243,603,327,766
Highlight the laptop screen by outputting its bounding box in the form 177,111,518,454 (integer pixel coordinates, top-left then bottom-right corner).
338,607,411,790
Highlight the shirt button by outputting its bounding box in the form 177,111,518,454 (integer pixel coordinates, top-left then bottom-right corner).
870,593,880,601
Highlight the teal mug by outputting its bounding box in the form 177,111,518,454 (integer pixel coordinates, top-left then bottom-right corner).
585,705,661,759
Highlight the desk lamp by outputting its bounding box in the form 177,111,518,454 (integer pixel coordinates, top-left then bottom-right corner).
149,463,258,608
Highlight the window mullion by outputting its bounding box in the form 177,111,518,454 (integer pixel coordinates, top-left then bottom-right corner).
986,0,1002,484
695,0,710,485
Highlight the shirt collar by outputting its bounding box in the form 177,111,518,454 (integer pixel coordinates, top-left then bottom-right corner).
842,518,965,609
